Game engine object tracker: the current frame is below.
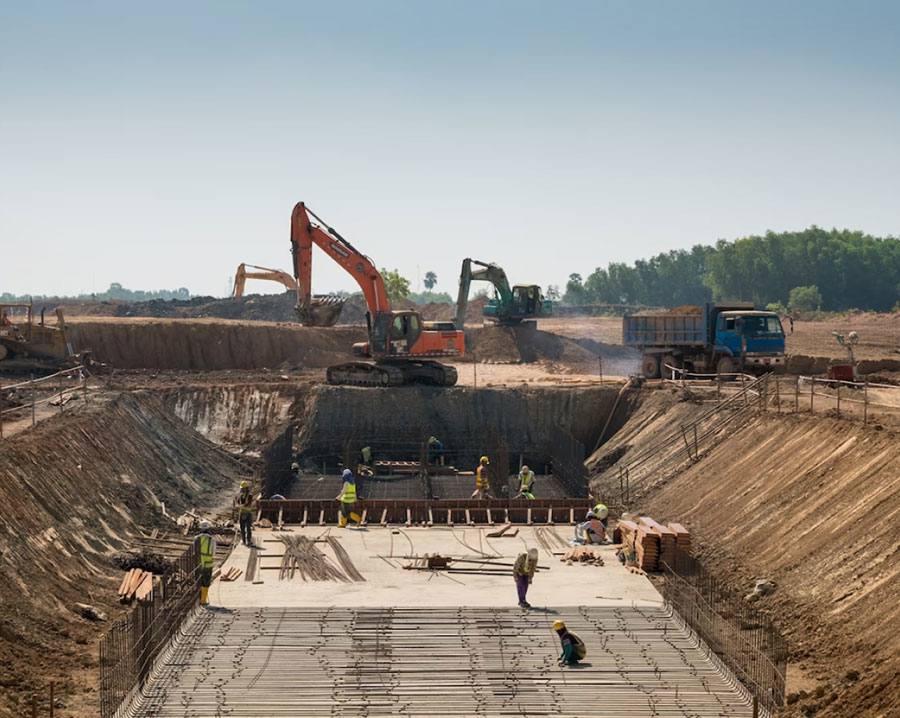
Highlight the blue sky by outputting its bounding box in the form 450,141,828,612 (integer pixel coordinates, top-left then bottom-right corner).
2,1,899,297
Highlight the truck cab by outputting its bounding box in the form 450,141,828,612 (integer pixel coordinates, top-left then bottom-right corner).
714,310,785,371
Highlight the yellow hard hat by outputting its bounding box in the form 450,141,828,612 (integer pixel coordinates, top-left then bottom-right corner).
240,480,249,489
480,455,490,465
553,620,566,631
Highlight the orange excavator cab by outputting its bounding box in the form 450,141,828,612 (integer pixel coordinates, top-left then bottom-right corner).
290,203,465,386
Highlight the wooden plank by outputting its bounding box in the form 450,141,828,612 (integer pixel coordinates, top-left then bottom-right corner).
134,573,153,602
117,569,134,597
486,523,511,538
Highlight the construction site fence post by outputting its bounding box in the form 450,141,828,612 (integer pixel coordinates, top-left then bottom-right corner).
864,380,869,424
794,375,799,413
31,373,36,427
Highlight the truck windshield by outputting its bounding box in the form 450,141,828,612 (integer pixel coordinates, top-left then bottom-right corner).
741,316,783,335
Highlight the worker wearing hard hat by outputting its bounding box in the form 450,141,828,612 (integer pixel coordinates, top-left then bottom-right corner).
553,620,586,666
513,548,539,608
574,510,606,544
195,520,216,607
336,469,363,528
516,465,536,499
235,480,256,547
592,501,610,538
470,455,493,499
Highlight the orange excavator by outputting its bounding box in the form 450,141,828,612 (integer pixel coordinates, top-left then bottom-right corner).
231,263,297,298
290,202,465,386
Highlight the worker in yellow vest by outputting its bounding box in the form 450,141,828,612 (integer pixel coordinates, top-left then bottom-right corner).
516,465,536,499
470,455,493,499
195,520,216,607
336,469,362,528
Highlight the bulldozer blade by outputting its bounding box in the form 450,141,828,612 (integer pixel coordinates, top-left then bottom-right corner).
295,295,346,327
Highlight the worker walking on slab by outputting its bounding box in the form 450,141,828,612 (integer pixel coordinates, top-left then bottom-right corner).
513,548,539,608
235,480,256,547
195,520,216,607
553,620,586,666
470,455,493,499
516,465,536,499
336,468,362,528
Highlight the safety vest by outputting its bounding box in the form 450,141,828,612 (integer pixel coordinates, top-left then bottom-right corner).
198,534,214,568
593,503,609,520
519,470,535,491
341,481,357,503
476,465,489,489
238,489,254,515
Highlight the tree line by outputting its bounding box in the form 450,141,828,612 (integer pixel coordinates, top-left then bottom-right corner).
1,282,191,304
564,227,900,312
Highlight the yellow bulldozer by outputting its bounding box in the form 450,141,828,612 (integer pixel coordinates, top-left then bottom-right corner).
0,303,81,374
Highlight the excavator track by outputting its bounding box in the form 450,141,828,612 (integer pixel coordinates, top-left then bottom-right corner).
325,361,457,388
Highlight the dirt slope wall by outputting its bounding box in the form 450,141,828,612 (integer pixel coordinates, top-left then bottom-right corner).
0,396,243,717
67,318,364,371
630,412,900,718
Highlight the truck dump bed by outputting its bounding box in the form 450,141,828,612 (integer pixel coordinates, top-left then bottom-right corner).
623,311,707,348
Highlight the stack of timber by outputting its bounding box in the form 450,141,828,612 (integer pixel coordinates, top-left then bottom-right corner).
616,517,692,572
117,568,157,604
668,523,692,557
616,520,659,572
639,517,676,568
560,546,604,566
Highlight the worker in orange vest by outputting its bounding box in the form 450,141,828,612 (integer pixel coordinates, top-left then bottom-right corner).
470,455,493,499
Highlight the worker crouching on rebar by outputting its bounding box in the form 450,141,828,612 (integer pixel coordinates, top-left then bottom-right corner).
470,455,493,499
336,469,362,528
235,480,256,547
516,465,536,499
195,520,216,607
513,548,539,608
553,620,586,666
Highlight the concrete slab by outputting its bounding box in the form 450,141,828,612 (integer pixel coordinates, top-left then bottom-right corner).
211,526,661,609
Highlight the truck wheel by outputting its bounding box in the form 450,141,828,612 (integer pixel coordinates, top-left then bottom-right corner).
641,355,660,379
716,356,737,380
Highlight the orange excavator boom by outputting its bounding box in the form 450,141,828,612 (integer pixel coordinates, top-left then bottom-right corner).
290,202,389,324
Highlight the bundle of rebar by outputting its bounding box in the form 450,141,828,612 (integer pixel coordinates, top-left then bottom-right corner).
326,536,366,582
278,535,349,582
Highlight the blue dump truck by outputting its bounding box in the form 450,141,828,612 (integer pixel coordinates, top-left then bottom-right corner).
623,303,786,378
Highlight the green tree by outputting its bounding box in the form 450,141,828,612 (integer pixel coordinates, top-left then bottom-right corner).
423,271,437,290
381,268,411,302
788,285,822,312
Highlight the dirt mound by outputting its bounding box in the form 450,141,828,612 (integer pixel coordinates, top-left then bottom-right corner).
465,325,603,371
66,318,365,371
596,399,900,718
0,395,243,717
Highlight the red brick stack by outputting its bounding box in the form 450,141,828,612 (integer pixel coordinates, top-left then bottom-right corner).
640,517,677,568
617,519,660,571
615,516,692,572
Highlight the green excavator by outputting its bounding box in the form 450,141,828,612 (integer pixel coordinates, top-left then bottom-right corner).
455,258,552,328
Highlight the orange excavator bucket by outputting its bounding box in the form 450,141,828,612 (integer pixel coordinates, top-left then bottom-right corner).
296,295,346,327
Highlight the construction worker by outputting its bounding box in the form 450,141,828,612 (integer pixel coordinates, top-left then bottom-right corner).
592,501,610,535
553,620,586,666
470,455,493,499
336,468,362,528
360,445,373,467
574,510,606,544
513,548,539,609
235,480,255,547
427,436,444,465
195,520,216,607
516,465,536,499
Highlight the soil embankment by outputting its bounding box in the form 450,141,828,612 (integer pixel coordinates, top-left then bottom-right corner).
594,399,900,718
0,395,244,718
